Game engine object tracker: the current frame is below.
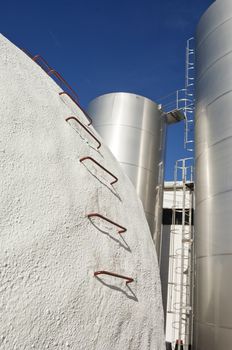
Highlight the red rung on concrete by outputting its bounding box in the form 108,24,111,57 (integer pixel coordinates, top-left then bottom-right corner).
79,156,118,185
94,271,134,285
66,117,101,149
48,69,79,102
88,213,126,233
60,92,92,126
22,50,79,99
32,54,52,73
21,50,52,73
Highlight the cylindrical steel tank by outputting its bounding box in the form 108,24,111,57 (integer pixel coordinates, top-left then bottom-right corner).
88,93,166,255
195,1,232,348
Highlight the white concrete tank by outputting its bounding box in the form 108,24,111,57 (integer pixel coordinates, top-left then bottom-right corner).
0,35,165,350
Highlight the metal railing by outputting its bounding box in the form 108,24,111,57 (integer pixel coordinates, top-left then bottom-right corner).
47,68,79,102
32,54,52,72
21,49,81,109
155,38,195,152
184,38,195,152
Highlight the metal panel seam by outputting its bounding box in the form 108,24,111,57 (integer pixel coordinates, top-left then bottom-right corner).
197,50,232,82
93,123,162,137
197,16,232,49
195,321,232,330
195,135,232,161
195,187,232,206
120,161,157,174
196,253,232,259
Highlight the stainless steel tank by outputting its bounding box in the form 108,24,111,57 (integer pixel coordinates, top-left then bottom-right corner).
195,0,232,348
87,93,167,256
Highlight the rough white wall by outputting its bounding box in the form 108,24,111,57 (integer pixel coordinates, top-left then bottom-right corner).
0,34,165,350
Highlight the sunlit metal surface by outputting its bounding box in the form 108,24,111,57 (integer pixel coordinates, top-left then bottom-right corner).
87,93,166,256
195,0,232,348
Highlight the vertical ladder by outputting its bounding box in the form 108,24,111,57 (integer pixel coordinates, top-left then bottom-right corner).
165,37,195,350
167,158,194,350
175,38,195,151
184,37,195,152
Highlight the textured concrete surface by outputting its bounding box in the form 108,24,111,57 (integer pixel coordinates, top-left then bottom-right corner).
0,34,165,350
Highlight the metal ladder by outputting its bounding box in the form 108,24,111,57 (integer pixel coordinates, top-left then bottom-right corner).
184,37,195,152
155,38,195,154
167,158,194,350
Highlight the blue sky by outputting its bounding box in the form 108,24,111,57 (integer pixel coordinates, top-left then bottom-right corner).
1,0,213,179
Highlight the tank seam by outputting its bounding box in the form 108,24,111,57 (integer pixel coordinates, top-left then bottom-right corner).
195,88,232,125
119,161,156,174
197,16,232,49
195,187,232,206
94,123,161,137
207,89,232,107
195,320,232,330
197,49,232,82
195,133,232,161
196,253,232,259
195,90,232,130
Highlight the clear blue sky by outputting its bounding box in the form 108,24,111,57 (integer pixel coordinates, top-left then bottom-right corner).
1,0,213,179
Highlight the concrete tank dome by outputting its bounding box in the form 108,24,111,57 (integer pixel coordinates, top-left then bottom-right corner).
0,35,165,350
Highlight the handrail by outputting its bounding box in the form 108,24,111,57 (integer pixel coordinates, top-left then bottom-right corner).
22,50,80,104
21,48,34,58
47,69,79,102
32,54,52,72
94,271,134,285
60,92,92,125
66,117,101,149
87,213,126,233
79,156,118,185
21,51,90,128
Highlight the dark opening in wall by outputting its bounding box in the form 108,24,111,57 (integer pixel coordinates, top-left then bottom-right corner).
162,208,194,225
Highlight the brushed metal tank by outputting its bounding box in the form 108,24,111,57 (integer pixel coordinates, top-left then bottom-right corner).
87,93,166,254
195,1,232,348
